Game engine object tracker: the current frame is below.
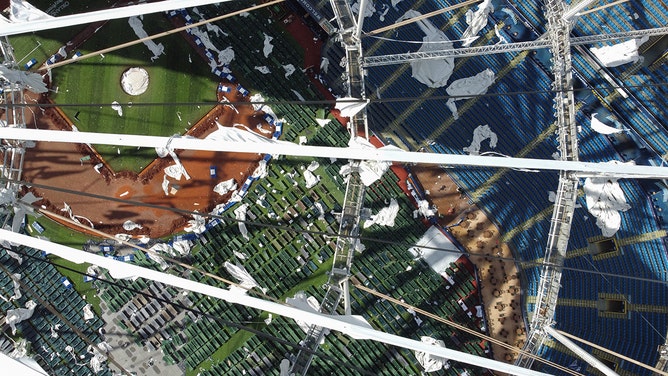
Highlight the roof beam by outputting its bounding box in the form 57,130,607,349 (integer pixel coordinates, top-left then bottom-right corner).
2,127,668,178
0,229,552,376
0,0,233,36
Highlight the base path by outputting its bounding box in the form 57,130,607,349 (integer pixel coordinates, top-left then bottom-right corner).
21,87,272,239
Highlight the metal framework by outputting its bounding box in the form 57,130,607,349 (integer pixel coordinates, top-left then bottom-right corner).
516,0,579,367
289,0,371,373
0,36,27,230
362,27,668,67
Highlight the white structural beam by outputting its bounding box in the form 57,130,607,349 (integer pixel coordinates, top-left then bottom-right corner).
544,326,619,376
0,0,234,36
354,0,368,41
0,229,551,376
3,127,668,178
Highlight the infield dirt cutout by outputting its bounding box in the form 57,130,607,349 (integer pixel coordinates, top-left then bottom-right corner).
22,86,272,239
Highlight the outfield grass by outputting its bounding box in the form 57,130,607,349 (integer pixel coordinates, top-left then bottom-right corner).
18,12,219,172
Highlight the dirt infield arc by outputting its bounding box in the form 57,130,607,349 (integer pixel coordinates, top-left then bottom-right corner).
21,86,273,238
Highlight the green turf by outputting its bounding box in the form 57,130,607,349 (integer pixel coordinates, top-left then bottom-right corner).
24,13,220,172
8,1,123,68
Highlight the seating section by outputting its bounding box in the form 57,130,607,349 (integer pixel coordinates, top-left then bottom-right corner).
0,243,108,375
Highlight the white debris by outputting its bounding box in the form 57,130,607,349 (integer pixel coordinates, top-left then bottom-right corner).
397,10,455,88
218,46,235,65
350,0,375,18
584,167,631,237
146,247,169,270
111,101,123,116
224,261,267,294
6,300,37,335
283,64,295,78
590,36,649,67
335,97,368,118
122,220,142,231
292,89,305,101
252,159,268,179
114,233,131,242
171,239,191,256
234,250,247,260
83,304,95,321
590,113,623,135
234,203,250,241
214,178,238,195
87,264,100,277
315,118,331,127
9,0,53,22
341,137,401,186
364,198,399,228
501,8,517,24
414,198,436,219
8,338,28,359
314,202,325,221
88,342,112,374
205,21,226,37
391,0,404,10
303,169,320,189
320,57,330,73
463,124,497,155
255,65,271,74
445,68,495,119
57,45,67,58
184,213,206,233
163,148,190,181
461,0,494,47
128,16,164,61
161,175,170,196
0,65,48,93
10,273,21,300
50,324,60,338
6,248,22,264
263,33,274,57
494,24,508,44
378,3,390,22
415,336,449,372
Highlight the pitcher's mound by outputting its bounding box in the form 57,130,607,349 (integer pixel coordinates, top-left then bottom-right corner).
121,67,149,95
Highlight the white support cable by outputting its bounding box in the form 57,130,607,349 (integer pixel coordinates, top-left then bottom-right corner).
0,229,552,376
544,326,619,376
0,0,234,36
3,127,668,178
562,0,599,20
